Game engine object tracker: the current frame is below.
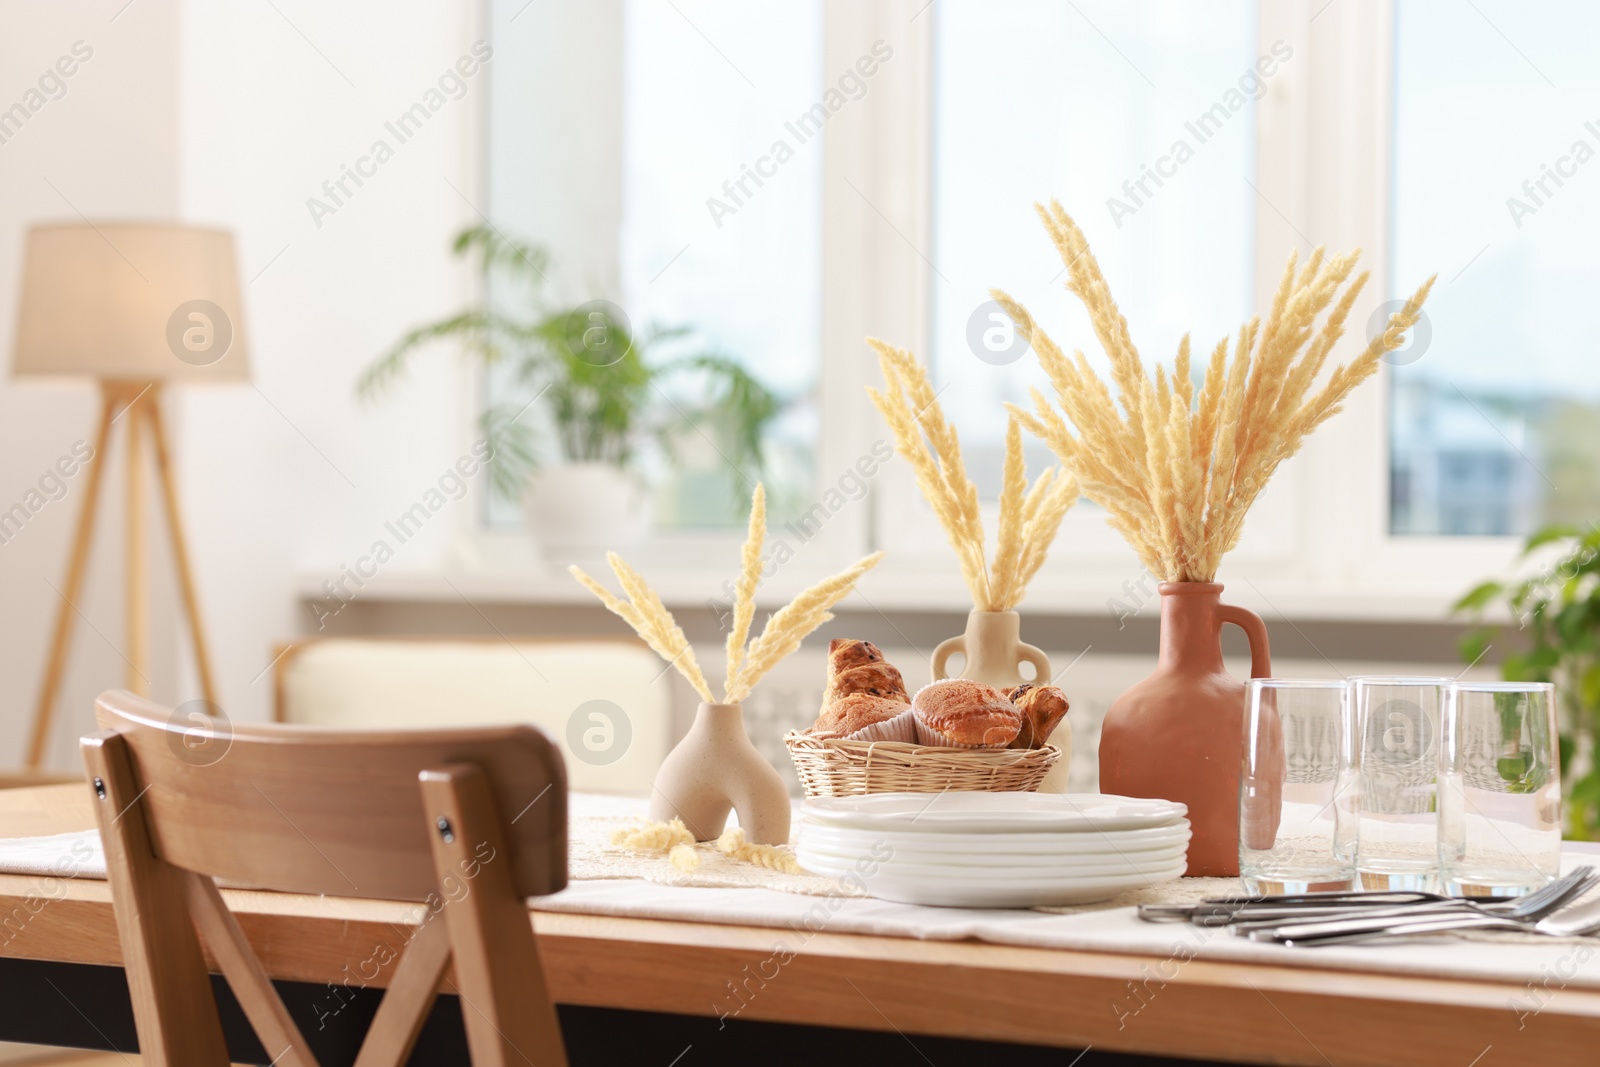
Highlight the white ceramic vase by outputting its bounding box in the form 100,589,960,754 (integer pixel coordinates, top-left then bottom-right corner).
932,609,1072,793
649,702,791,845
522,462,651,556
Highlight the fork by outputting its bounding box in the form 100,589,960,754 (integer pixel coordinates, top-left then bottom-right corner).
1210,888,1516,907
1140,889,1511,926
1243,867,1597,937
1257,893,1600,947
1231,868,1595,935
1142,871,1581,927
1247,868,1599,945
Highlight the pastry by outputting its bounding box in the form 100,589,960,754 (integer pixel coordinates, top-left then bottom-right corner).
824,661,907,705
823,640,907,706
911,679,1021,748
812,693,910,738
812,639,909,733
1005,684,1070,749
810,640,912,739
827,638,885,673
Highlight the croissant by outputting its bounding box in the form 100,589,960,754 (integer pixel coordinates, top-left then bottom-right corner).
1005,684,1070,750
824,662,907,705
827,638,885,673
822,639,907,705
810,639,910,735
813,693,909,737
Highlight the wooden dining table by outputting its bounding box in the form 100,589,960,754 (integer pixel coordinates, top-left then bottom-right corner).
0,782,1596,1067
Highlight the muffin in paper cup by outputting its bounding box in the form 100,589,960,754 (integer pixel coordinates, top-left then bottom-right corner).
911,679,1022,749
911,716,1010,749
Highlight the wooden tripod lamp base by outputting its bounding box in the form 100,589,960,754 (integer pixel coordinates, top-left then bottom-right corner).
26,381,220,769
11,221,250,770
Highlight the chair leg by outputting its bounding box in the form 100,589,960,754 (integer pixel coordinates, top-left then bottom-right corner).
419,764,568,1067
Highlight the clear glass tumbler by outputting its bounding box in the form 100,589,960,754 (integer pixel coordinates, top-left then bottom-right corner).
1240,679,1357,894
1440,681,1562,896
1353,676,1447,890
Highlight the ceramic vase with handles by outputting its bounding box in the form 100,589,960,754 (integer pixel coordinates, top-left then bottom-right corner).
931,611,1071,782
649,702,790,845
1098,582,1275,877
522,463,652,557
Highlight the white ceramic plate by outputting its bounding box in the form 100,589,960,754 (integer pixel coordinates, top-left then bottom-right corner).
801,792,1187,835
796,843,1189,881
795,820,1192,862
796,857,1189,908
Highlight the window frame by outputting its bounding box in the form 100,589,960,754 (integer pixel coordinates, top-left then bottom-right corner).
468,0,1527,617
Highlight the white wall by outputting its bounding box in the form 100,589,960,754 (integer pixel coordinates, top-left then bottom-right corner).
0,0,485,765
175,0,485,728
0,0,184,767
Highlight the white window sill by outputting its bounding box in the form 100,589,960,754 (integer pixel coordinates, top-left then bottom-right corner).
295,559,1484,625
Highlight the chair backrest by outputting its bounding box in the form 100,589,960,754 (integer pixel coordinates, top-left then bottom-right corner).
273,635,672,793
84,689,569,1067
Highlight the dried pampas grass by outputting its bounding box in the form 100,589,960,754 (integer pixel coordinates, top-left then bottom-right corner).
571,484,883,704
610,819,800,874
716,826,803,875
867,339,1078,610
610,818,695,852
571,559,715,703
721,485,883,703
993,200,1434,582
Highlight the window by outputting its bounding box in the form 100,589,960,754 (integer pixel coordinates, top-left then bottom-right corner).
486,0,823,531
1389,0,1600,536
929,0,1259,493
483,2,1592,608
620,0,823,528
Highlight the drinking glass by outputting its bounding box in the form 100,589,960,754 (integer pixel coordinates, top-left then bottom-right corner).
1240,679,1357,894
1440,681,1562,896
1352,676,1447,890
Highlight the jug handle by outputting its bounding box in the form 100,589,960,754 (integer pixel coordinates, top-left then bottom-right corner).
931,635,965,681
1017,642,1051,686
1218,604,1272,678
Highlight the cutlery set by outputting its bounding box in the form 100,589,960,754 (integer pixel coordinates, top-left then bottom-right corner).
1139,865,1600,946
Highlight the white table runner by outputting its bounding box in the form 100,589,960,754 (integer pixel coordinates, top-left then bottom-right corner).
560,793,1600,995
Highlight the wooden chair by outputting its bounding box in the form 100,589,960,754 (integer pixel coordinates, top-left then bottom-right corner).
81,689,570,1067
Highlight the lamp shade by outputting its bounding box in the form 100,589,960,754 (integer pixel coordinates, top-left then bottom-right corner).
11,222,250,383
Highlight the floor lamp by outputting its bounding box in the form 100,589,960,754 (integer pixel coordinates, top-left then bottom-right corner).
11,222,250,769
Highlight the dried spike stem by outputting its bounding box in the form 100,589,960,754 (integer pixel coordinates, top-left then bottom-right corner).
868,339,1078,610
1002,199,1434,582
574,484,884,707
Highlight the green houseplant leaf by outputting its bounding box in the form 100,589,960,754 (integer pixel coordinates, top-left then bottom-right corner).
357,227,784,510
1452,581,1504,613
1522,524,1583,554
1458,522,1600,839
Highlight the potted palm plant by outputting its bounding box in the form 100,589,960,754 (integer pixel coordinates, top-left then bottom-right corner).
358,226,780,552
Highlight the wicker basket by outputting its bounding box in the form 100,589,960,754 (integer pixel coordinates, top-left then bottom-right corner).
783,730,1060,796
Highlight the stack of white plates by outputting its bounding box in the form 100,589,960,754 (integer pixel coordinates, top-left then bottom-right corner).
796,791,1190,908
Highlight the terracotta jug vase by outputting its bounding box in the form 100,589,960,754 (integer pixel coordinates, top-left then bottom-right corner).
932,611,1071,785
650,702,791,845
1099,583,1273,877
